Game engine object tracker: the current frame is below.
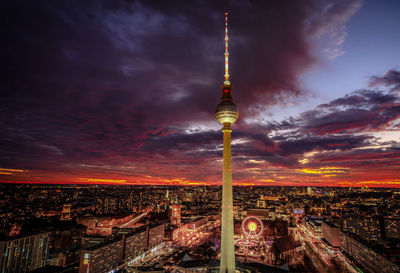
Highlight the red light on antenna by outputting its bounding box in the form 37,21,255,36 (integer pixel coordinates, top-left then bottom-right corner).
225,12,228,16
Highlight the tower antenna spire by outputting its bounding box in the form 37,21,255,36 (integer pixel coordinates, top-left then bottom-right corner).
224,12,230,84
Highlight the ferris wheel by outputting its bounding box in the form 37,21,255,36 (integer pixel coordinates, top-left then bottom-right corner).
242,215,264,238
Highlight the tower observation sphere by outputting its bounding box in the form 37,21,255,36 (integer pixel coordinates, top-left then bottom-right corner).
215,95,238,125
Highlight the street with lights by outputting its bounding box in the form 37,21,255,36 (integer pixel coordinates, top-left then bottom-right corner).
298,225,359,273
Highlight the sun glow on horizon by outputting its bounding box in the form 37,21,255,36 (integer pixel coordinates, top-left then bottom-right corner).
76,178,127,183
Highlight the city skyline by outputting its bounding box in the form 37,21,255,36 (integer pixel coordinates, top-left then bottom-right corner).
1,0,400,187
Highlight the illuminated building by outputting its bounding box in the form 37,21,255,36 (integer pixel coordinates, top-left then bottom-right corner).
47,250,67,267
246,208,275,221
322,221,340,247
81,235,106,249
341,214,382,242
60,203,72,220
77,213,138,236
0,232,50,273
256,199,266,208
148,223,165,249
125,226,147,261
384,216,400,239
292,208,304,215
79,237,123,273
173,215,219,246
79,223,165,273
215,12,238,273
177,260,289,273
340,231,400,273
171,204,182,226
342,215,400,242
232,205,239,220
305,218,323,237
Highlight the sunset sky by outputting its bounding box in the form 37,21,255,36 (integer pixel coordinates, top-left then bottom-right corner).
1,0,400,187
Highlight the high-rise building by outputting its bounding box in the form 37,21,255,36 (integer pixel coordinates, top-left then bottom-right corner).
124,226,147,261
340,231,400,273
148,223,165,249
341,214,383,242
79,237,123,273
171,204,181,226
79,223,165,273
215,12,239,273
0,232,50,273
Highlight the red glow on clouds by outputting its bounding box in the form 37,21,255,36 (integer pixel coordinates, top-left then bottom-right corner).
1,2,399,189
1,165,400,188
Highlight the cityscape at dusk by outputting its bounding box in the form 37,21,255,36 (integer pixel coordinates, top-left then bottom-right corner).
1,0,400,273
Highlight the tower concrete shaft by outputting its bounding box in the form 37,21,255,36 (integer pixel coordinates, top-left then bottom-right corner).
220,123,236,273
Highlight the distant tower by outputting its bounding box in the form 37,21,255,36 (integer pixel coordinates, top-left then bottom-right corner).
60,203,72,220
288,217,299,241
215,12,239,273
171,204,181,226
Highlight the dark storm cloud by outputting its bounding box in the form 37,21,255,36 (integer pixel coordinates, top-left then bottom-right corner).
297,89,400,135
314,145,400,169
1,0,381,184
230,132,371,168
221,86,398,170
0,0,324,170
276,134,371,156
370,69,400,91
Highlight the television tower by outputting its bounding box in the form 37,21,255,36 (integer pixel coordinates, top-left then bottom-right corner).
215,12,238,273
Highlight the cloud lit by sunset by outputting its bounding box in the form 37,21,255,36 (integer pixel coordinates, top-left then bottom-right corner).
1,0,400,187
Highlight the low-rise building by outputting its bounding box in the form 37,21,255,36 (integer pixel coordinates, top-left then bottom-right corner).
322,221,340,247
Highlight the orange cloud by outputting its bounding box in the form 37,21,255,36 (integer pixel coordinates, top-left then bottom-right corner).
76,178,127,183
297,167,348,174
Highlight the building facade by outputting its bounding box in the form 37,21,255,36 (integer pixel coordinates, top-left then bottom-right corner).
340,231,400,273
0,232,50,273
79,223,165,273
171,204,181,226
322,221,340,247
79,237,123,273
125,227,147,261
341,214,382,242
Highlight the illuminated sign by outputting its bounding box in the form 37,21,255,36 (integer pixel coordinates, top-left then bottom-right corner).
293,208,304,214
83,253,90,265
